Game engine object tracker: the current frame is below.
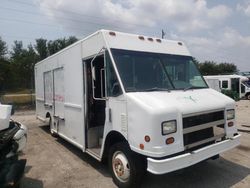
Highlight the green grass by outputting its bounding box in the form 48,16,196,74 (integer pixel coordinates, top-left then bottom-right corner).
4,89,34,95
1,93,35,104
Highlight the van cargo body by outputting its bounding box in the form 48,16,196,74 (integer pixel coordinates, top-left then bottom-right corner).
204,75,250,99
35,30,240,187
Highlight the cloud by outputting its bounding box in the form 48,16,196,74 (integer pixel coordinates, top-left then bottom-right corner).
237,1,250,17
37,0,232,33
36,0,248,71
182,28,250,71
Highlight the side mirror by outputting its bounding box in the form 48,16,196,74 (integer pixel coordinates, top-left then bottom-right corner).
112,83,121,97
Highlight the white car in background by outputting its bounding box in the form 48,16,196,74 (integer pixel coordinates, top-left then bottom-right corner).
0,104,27,188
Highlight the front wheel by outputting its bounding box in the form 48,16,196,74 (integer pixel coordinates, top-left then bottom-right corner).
108,142,145,188
246,93,250,100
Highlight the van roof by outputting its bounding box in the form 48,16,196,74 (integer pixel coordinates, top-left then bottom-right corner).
35,29,190,66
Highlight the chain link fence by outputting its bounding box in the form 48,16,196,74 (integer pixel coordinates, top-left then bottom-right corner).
0,87,35,110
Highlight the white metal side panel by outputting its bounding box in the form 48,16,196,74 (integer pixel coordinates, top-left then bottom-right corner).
57,43,85,149
81,32,106,59
35,66,45,118
102,30,190,56
53,68,65,118
44,71,53,105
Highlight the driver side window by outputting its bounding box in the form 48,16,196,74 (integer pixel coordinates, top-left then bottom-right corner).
106,51,122,97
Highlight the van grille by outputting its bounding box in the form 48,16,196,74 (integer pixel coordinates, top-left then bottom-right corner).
183,110,225,150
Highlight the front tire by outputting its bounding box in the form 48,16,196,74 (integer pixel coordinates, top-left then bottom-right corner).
108,142,145,188
246,93,250,100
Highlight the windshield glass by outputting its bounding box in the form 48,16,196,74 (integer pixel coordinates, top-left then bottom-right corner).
111,49,208,92
243,81,250,88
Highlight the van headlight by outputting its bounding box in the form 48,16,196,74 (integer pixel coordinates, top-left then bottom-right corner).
162,120,177,135
226,109,235,120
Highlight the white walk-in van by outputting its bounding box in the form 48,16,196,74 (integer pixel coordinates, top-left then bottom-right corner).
204,75,249,99
35,30,240,187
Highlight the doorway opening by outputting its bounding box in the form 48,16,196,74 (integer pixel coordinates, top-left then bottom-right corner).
84,54,106,156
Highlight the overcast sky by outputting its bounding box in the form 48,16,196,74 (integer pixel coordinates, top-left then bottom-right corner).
0,0,249,71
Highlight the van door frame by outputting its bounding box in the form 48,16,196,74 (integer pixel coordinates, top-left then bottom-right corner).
82,52,107,154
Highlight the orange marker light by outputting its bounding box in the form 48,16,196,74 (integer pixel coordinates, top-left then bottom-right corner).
139,144,144,150
144,135,151,142
166,137,175,145
228,122,234,127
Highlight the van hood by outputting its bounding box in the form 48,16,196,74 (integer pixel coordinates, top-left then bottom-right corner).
125,88,236,158
126,88,235,115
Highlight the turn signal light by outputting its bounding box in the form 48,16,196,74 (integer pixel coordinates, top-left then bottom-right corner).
139,143,144,150
166,137,175,145
228,122,234,127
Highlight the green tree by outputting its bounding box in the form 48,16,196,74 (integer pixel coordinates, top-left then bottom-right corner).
48,36,78,56
35,38,48,60
10,41,38,89
0,37,9,92
66,36,78,46
198,61,218,75
217,63,238,74
0,37,8,59
198,61,237,75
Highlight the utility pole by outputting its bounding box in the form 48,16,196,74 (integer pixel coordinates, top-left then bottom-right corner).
161,29,166,39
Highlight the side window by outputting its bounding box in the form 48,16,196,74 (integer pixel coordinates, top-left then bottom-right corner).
241,84,246,93
44,71,53,105
106,51,122,96
222,80,228,89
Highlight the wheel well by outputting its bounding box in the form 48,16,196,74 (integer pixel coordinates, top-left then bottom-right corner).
46,112,51,118
102,131,128,162
246,92,250,96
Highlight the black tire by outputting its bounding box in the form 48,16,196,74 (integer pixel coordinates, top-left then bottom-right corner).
246,93,250,100
108,142,145,188
210,154,220,160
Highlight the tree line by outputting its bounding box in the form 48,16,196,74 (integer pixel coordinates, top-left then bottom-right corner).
0,36,238,93
0,36,78,93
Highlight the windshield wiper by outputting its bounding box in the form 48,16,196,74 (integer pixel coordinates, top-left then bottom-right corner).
144,87,170,92
183,86,206,91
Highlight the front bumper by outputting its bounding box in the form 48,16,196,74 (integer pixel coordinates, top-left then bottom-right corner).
147,134,240,174
13,123,27,152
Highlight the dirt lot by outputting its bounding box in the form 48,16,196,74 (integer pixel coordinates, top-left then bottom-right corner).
13,100,250,188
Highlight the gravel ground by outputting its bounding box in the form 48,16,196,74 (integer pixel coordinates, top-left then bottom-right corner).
12,100,250,188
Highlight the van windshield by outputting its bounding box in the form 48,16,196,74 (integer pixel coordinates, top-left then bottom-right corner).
111,49,208,92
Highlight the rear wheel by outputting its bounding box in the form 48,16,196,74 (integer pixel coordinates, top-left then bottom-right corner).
108,142,145,188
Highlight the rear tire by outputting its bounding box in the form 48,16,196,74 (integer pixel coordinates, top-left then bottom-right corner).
108,142,145,188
